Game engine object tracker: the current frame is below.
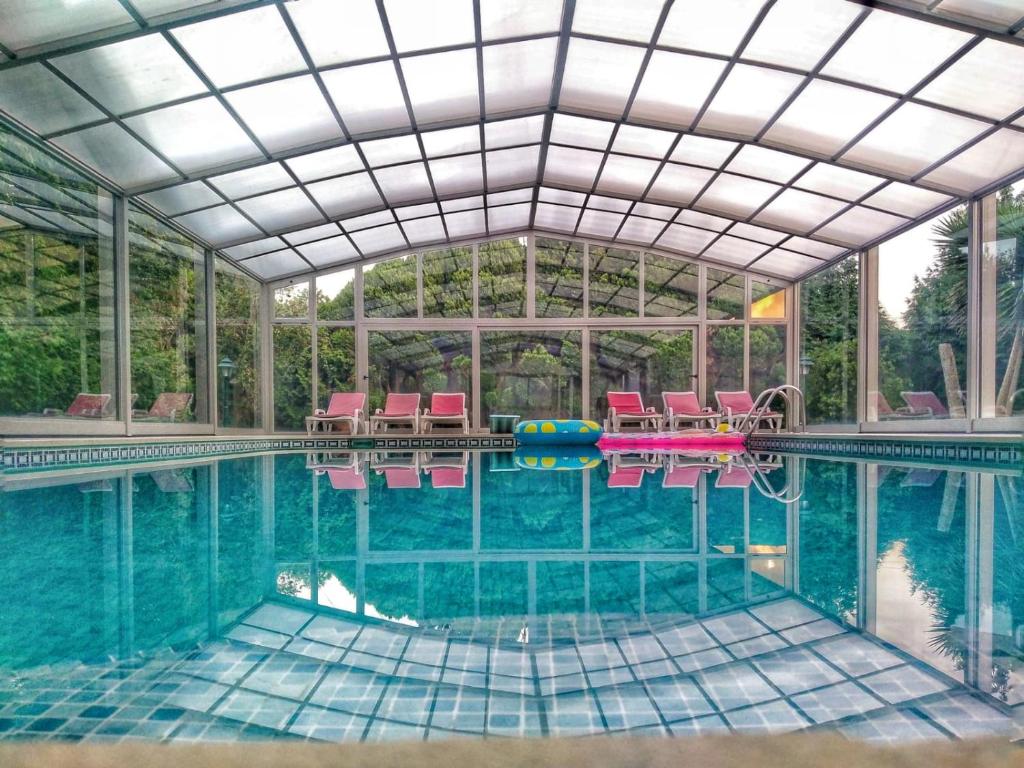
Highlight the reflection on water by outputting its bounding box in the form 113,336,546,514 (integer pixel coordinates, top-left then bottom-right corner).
0,450,1020,742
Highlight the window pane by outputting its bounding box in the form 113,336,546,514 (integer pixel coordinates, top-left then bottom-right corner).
480,330,582,421
0,126,116,419
707,268,745,320
535,237,584,318
423,246,472,318
363,255,418,318
875,206,969,420
273,324,311,431
367,331,472,415
590,329,694,422
800,256,859,425
274,282,309,319
478,237,526,318
215,258,261,429
317,328,356,413
645,253,698,317
707,325,744,396
128,205,208,423
588,245,639,317
316,269,355,321
750,278,787,319
749,324,787,397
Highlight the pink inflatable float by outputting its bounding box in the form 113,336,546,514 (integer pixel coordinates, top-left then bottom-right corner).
597,428,746,451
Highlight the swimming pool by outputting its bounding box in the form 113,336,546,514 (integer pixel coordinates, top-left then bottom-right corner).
0,449,1020,743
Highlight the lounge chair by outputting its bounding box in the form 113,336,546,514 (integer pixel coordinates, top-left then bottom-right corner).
715,464,755,488
134,392,193,421
421,392,469,433
604,391,662,433
900,391,950,418
422,451,469,488
306,392,366,435
874,392,927,420
662,391,720,431
321,466,367,491
715,390,782,432
607,465,648,488
43,392,111,419
371,451,422,489
662,462,710,489
369,393,421,433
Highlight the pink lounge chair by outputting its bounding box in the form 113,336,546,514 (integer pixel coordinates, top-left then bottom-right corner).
662,391,720,431
43,393,111,419
421,393,469,433
900,391,950,418
370,393,421,433
134,392,193,421
306,392,366,435
605,391,662,433
607,465,647,488
715,390,782,433
715,464,755,488
382,467,421,489
662,463,707,489
427,466,466,489
323,467,366,491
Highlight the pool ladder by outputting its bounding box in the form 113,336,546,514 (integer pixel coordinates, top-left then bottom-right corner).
735,452,805,504
735,384,807,436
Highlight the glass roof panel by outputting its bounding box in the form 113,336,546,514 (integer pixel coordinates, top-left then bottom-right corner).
485,115,545,148
321,61,411,135
726,145,811,184
703,235,769,265
422,125,480,157
350,222,407,254
543,145,605,188
444,208,487,239
698,172,781,218
676,209,732,231
534,202,580,231
53,122,177,188
480,0,563,39
223,236,287,260
578,208,625,237
921,128,1024,192
306,172,383,217
282,223,342,246
934,0,1024,27
573,0,665,43
628,51,726,128
550,114,614,150
698,64,803,138
124,97,261,174
753,188,849,232
383,0,475,52
402,215,446,245
235,187,324,231
171,6,306,88
132,0,222,19
815,205,909,245
764,78,898,156
342,209,395,230
373,161,434,204
821,9,972,93
488,202,531,231
0,0,133,53
285,145,364,183
287,0,390,66
401,49,480,124
670,135,738,168
296,235,360,267
485,146,541,187
210,163,293,199
0,64,106,135
657,223,718,254
588,194,632,212
596,154,660,196
560,37,646,117
539,187,587,205
782,235,844,258
617,215,665,245
916,39,1024,120
176,204,261,243
488,188,533,205
360,135,423,167
226,75,342,153
795,163,886,201
484,38,558,116
752,248,824,278
52,35,206,115
862,182,953,218
743,0,863,71
440,195,483,212
647,164,716,205
728,222,787,244
842,102,988,177
659,0,768,55
240,249,309,279
632,201,677,220
611,124,677,159
429,153,485,195
395,202,439,220
140,180,223,216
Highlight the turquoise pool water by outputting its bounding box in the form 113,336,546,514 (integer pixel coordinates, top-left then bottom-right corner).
0,449,1021,743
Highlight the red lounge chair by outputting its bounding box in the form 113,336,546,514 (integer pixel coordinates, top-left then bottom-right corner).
662,463,707,489
134,392,193,422
428,466,466,489
715,464,755,488
422,392,469,433
43,393,111,419
607,465,647,488
874,392,927,420
306,392,366,435
605,391,662,433
324,467,366,491
715,390,782,432
662,391,720,431
370,393,421,433
383,467,421,489
900,391,950,418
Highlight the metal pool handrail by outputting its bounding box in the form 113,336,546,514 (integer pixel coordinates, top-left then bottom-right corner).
735,385,807,436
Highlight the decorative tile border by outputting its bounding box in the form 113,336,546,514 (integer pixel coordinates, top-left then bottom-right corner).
748,434,1023,469
1,435,517,475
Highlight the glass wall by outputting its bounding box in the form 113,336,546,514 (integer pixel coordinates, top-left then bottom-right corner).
215,258,261,429
272,282,311,431
128,205,207,423
590,329,694,420
364,255,417,318
478,237,526,318
749,324,787,397
368,330,471,413
707,325,744,396
480,331,582,420
645,254,698,317
535,237,584,318
423,247,472,318
0,124,116,421
589,245,639,317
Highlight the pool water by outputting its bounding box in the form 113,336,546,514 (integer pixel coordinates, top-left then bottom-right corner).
0,449,1021,743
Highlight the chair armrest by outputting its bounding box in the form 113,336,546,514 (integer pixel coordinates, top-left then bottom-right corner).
701,407,714,413
314,408,326,416
423,408,431,416
645,406,656,413
375,408,384,415
353,408,363,420
42,408,61,416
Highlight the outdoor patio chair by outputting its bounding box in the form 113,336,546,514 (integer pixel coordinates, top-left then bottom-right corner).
662,391,720,431
715,390,783,432
134,392,193,421
421,392,469,433
43,392,111,419
369,393,421,433
900,391,950,418
605,391,661,433
306,392,365,435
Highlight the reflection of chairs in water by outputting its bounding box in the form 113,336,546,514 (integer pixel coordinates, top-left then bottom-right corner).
371,451,421,489
307,452,368,490
900,391,951,418
606,452,661,488
900,468,942,488
661,462,712,489
421,451,469,489
150,469,194,493
715,463,755,489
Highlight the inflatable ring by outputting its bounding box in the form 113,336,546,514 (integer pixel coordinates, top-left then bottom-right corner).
515,418,603,445
514,445,603,471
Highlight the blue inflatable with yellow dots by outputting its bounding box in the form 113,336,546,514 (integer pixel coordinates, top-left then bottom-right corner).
514,445,602,471
514,418,602,446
